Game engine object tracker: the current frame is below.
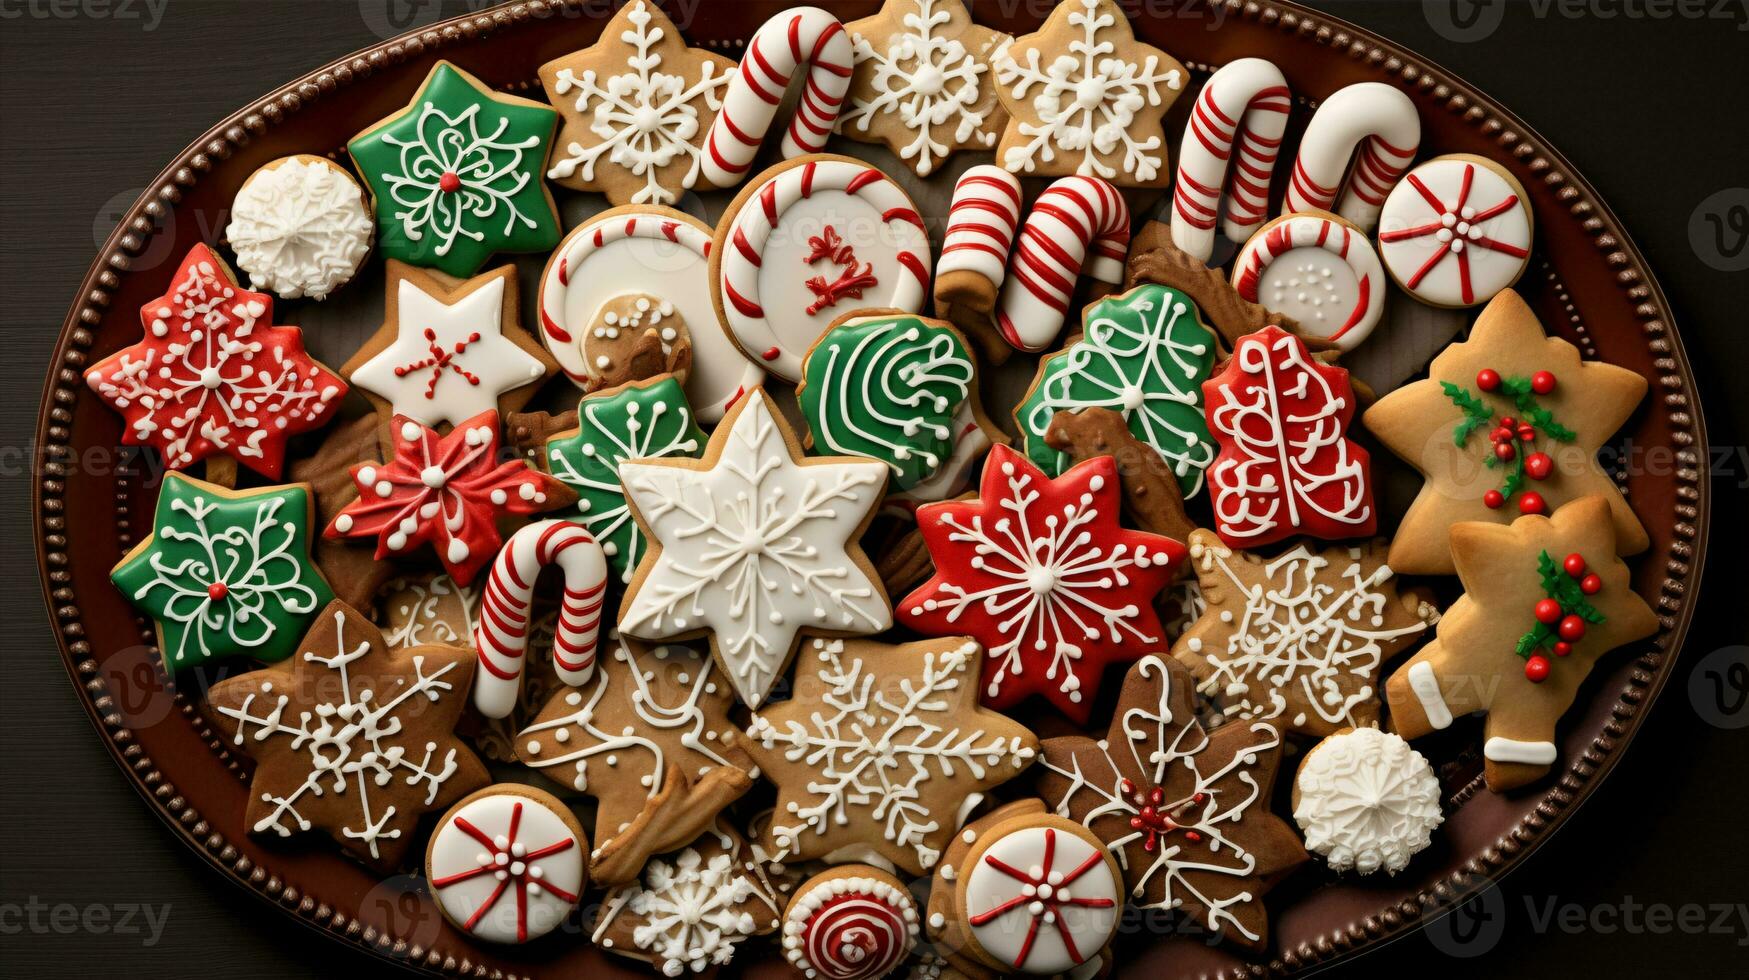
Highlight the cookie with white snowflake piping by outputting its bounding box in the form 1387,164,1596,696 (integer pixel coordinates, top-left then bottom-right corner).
836,0,1012,177
225,155,372,301
1174,530,1439,739
1292,727,1442,876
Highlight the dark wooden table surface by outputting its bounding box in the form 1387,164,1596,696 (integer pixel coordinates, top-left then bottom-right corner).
3,2,1745,977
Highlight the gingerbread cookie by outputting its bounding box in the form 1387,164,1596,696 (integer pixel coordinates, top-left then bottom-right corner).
1041,407,1194,543
289,414,397,612
84,243,346,479
899,445,1186,722
745,636,1039,874
1361,289,1650,574
540,0,733,205
837,0,1011,177
348,61,561,278
225,155,372,301
991,0,1184,185
618,389,891,708
345,262,553,435
516,637,756,886
1203,325,1375,548
111,473,332,672
205,600,489,869
1176,530,1438,738
1378,154,1534,308
782,865,919,980
1292,727,1442,876
1123,221,1300,351
711,155,931,383
955,812,1122,975
425,784,587,944
377,570,478,650
1231,211,1387,351
1384,496,1658,791
1035,655,1306,949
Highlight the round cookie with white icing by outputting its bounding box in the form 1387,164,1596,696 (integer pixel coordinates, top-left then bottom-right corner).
782,865,919,980
226,154,372,300
426,785,587,944
956,813,1122,975
711,154,932,383
540,204,761,424
1378,153,1534,309
1231,210,1386,351
1292,727,1442,876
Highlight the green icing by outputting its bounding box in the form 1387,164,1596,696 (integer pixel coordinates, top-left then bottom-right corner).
111,473,332,672
545,376,706,583
348,62,561,277
1015,284,1219,497
799,314,975,490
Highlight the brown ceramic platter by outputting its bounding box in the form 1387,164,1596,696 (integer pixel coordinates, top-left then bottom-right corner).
32,1,1711,977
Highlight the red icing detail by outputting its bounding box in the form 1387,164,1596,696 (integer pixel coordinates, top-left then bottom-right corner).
725,279,765,319
438,171,462,194
430,801,580,943
1534,598,1563,625
1563,553,1587,578
1558,615,1587,642
659,221,680,243
1517,491,1546,515
1532,370,1557,395
1378,164,1529,304
965,827,1117,971
1580,573,1602,595
761,347,781,361
1524,654,1551,683
540,305,572,344
1476,368,1501,392
394,328,484,398
1483,489,1505,509
845,167,883,194
207,582,229,602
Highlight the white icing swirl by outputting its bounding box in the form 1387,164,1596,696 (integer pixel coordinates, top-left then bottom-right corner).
1293,727,1442,875
226,157,372,300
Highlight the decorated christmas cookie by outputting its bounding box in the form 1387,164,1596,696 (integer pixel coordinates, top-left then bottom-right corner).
698,7,855,186
1292,727,1442,876
1281,81,1421,234
472,519,609,719
991,0,1185,185
85,243,346,479
711,155,931,383
745,636,1039,874
1041,408,1195,543
517,637,756,886
347,61,561,278
1378,154,1534,308
1168,58,1292,264
289,415,398,611
425,785,587,944
955,813,1122,975
1361,289,1650,574
900,446,1186,722
993,175,1133,353
1231,211,1387,351
225,155,372,300
544,375,706,584
204,600,489,869
591,823,783,974
540,0,733,205
1175,530,1438,738
378,570,478,650
539,205,760,424
1203,325,1375,548
1384,496,1658,792
1016,284,1219,497
345,262,554,434
1035,656,1307,949
798,311,978,491
782,865,919,980
324,411,566,586
111,473,332,672
933,165,1023,360
837,0,1012,177
1123,220,1301,352
618,389,891,708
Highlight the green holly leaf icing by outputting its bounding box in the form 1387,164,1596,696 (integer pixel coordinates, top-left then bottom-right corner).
545,375,706,582
1015,284,1219,496
111,473,332,672
799,314,976,490
348,62,561,277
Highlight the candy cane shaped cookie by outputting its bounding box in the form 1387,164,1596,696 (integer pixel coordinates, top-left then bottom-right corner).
1232,212,1386,351
993,175,1131,352
473,520,608,719
1170,59,1292,263
700,7,854,187
1282,82,1421,233
935,165,1024,303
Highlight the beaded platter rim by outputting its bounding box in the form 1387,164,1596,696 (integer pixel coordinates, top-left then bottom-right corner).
31,1,1711,977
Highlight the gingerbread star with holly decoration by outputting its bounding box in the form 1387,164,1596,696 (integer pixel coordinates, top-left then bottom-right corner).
1034,655,1307,950
1384,495,1657,792
1362,289,1649,575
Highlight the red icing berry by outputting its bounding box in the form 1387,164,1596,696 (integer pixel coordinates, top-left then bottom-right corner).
1490,426,1512,444
1558,615,1587,642
1483,489,1505,509
1534,598,1563,624
1553,641,1573,657
1524,655,1551,683
1477,369,1501,392
1493,442,1517,462
1563,553,1587,578
1499,416,1518,430
1531,370,1557,395
1524,452,1553,480
1580,573,1603,595
1517,424,1537,442
438,171,462,193
207,582,229,601
1518,492,1547,515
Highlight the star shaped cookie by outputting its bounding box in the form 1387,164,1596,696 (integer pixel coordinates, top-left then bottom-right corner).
1363,289,1650,574
1384,495,1658,792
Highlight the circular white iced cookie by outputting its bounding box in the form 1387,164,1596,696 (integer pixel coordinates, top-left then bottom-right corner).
1378,154,1534,308
1293,727,1442,876
226,155,372,300
426,786,586,944
1231,211,1386,351
958,815,1121,975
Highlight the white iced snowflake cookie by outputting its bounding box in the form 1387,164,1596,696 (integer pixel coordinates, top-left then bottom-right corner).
426,785,587,944
1293,727,1443,876
225,155,372,300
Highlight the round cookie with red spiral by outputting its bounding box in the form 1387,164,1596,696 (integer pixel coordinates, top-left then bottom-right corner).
781,865,918,980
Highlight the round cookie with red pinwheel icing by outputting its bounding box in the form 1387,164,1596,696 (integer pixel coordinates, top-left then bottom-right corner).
425,785,587,944
782,864,919,980
898,444,1187,723
955,813,1122,976
1378,154,1534,309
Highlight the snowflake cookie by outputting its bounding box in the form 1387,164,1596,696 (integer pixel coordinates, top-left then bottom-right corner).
898,444,1187,724
425,785,587,944
225,155,372,301
111,473,332,672
1292,727,1442,876
617,388,892,709
204,600,489,870
84,243,347,479
348,61,561,278
991,0,1185,186
1035,655,1307,949
781,864,919,980
837,0,1012,177
745,635,1040,875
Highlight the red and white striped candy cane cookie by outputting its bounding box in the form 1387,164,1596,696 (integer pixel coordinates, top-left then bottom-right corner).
1231,212,1386,351
935,165,1024,296
700,7,853,187
472,519,608,719
1282,82,1421,233
1169,58,1292,263
993,175,1131,353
